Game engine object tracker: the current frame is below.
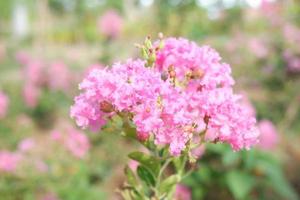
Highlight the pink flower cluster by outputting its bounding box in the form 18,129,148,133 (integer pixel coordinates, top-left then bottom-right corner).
0,151,21,172
98,10,123,39
71,37,259,156
258,120,278,150
283,50,300,73
51,127,90,159
175,184,191,200
17,53,71,108
0,91,9,119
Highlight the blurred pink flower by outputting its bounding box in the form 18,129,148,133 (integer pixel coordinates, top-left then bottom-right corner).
23,83,40,108
283,50,300,73
16,51,31,65
50,130,62,141
191,144,205,159
18,138,35,152
128,160,139,171
98,10,123,38
0,91,9,119
240,93,256,117
284,24,300,45
23,60,45,85
258,120,278,150
35,160,49,173
0,151,21,172
48,62,71,92
175,184,191,200
51,128,90,159
65,128,90,159
260,0,282,25
248,38,268,59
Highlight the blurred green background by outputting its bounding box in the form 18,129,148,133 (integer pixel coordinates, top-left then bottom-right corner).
0,0,300,199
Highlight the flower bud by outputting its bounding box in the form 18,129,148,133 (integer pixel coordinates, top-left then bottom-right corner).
100,101,114,113
191,69,204,79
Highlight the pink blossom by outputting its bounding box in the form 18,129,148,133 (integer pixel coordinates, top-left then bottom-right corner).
35,160,49,173
283,24,300,45
260,1,282,25
48,61,71,92
175,184,191,200
155,37,235,89
191,144,205,159
0,151,21,172
128,160,139,171
65,127,90,159
283,50,300,73
23,83,40,108
51,128,90,159
258,120,278,150
0,91,9,119
50,130,62,141
71,38,259,156
240,93,256,117
98,10,123,38
16,51,31,65
18,138,35,152
248,38,268,58
23,60,45,85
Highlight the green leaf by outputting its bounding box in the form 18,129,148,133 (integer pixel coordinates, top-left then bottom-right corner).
159,175,180,195
128,152,160,175
124,165,138,186
256,159,299,200
226,170,255,200
122,121,137,139
222,151,240,166
137,166,156,187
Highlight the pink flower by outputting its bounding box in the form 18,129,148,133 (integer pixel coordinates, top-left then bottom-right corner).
283,24,300,45
191,144,205,159
0,91,9,119
248,38,268,59
23,60,45,85
155,37,234,89
128,160,139,171
283,50,300,73
98,10,123,38
71,38,259,156
51,128,90,159
65,128,90,159
23,83,40,108
50,130,62,141
240,93,256,117
35,160,49,173
260,1,282,25
258,120,278,150
0,151,21,172
18,138,35,152
48,61,71,92
175,184,191,200
16,51,31,65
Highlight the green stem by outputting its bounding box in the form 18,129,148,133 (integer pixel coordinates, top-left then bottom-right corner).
156,158,172,188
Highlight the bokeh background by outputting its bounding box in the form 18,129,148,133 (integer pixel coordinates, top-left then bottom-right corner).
0,0,300,199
